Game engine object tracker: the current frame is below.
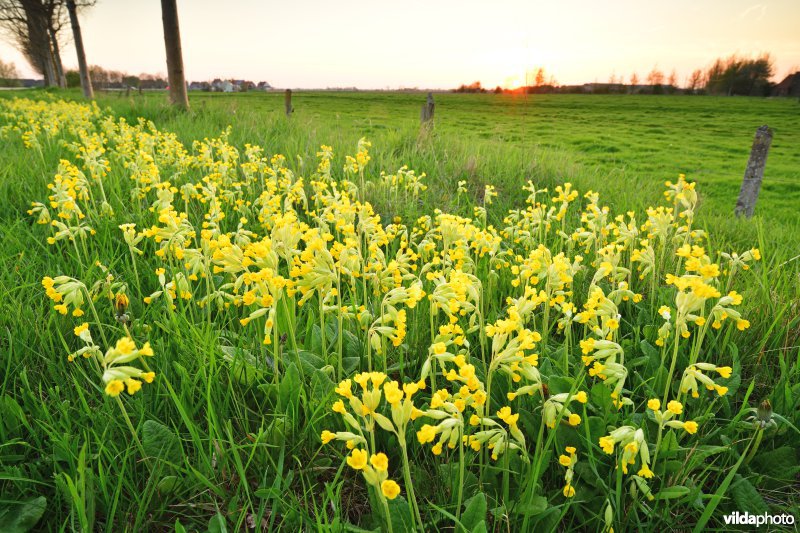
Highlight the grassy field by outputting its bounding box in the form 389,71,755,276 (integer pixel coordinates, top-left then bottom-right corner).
101,90,800,247
0,89,798,532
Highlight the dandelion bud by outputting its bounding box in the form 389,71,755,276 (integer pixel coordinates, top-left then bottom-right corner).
756,399,772,428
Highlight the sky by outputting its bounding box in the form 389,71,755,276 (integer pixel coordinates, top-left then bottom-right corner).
1,0,799,89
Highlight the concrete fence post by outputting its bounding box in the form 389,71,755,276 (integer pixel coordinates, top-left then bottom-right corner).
734,125,773,218
285,89,293,117
420,92,435,126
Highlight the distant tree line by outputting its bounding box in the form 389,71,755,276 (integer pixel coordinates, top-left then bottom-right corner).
455,54,797,97
703,54,774,96
64,65,168,90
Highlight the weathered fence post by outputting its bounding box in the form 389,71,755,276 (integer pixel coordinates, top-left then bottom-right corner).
284,89,293,116
420,92,434,126
734,125,773,218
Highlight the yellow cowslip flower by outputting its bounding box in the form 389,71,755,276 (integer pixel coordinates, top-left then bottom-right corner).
383,381,403,405
638,464,654,478
580,338,596,354
125,379,142,395
74,322,89,336
559,454,572,467
105,380,124,396
563,484,576,498
139,342,154,357
335,379,353,398
667,400,683,415
417,424,437,444
647,399,660,411
683,421,698,434
599,436,615,454
381,479,401,500
370,453,388,472
497,406,519,427
332,400,346,414
346,448,368,470
716,366,732,379
737,319,750,331
568,413,581,426
321,430,336,444
115,337,136,356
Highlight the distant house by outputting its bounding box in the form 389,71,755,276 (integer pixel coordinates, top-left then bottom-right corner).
20,79,45,88
211,79,234,92
772,73,800,97
256,81,272,91
188,81,210,91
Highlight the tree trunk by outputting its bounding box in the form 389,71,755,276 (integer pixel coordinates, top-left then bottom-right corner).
160,0,189,109
66,0,93,98
22,0,57,87
49,25,66,88
41,44,57,86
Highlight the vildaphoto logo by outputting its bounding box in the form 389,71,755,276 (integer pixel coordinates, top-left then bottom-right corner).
723,511,796,527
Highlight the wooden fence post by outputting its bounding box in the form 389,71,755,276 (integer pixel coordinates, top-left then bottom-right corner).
284,89,293,116
734,125,772,218
420,92,434,126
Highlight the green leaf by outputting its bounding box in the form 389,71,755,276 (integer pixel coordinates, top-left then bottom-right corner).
460,492,487,531
438,463,479,502
157,475,180,495
471,521,487,533
590,383,614,412
730,475,768,515
655,485,691,500
311,368,334,401
0,496,46,533
511,496,548,516
547,376,573,395
142,420,181,464
750,446,800,485
639,339,659,360
296,349,326,376
387,496,413,533
278,362,301,414
207,512,228,533
220,345,267,384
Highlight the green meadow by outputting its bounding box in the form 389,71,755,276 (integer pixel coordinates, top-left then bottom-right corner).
99,90,800,246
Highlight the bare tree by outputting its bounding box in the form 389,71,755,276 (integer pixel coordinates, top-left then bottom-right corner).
630,72,639,85
646,67,664,86
160,0,189,109
667,69,677,88
687,69,703,93
0,0,68,87
0,57,20,86
66,0,92,97
534,67,545,87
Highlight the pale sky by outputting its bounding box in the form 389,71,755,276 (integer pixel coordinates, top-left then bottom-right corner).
1,0,799,89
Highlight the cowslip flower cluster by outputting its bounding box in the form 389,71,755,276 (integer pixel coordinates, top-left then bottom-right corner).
559,446,578,497
599,426,653,477
68,325,156,397
647,399,698,436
